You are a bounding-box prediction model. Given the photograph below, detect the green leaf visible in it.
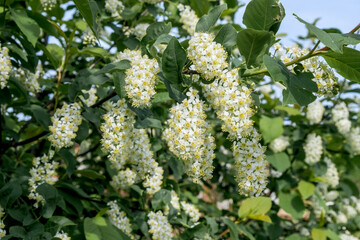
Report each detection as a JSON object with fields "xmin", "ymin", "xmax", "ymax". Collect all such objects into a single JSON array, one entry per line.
[
  {"xmin": 214, "ymin": 24, "xmax": 238, "ymax": 52},
  {"xmin": 168, "ymin": 156, "xmax": 185, "ymax": 181},
  {"xmin": 263, "ymin": 55, "xmax": 317, "ymax": 106},
  {"xmin": 237, "ymin": 29, "xmax": 274, "ymax": 68},
  {"xmin": 190, "ymin": 0, "xmax": 210, "ymax": 17},
  {"xmin": 83, "ymin": 107, "xmax": 104, "ymax": 127},
  {"xmin": 152, "ymin": 92, "xmax": 171, "ymax": 104},
  {"xmin": 237, "ymin": 224, "xmax": 255, "ymax": 240},
  {"xmin": 9, "ymin": 226, "xmax": 26, "ymax": 238},
  {"xmin": 10, "ymin": 9, "xmax": 40, "ymax": 47},
  {"xmin": 162, "ymin": 37, "xmax": 187, "ymax": 84},
  {"xmin": 80, "ymin": 47, "xmax": 108, "ymax": 57},
  {"xmin": 221, "ymin": 218, "xmax": 239, "ymax": 240},
  {"xmin": 58, "ymin": 149, "xmax": 76, "ymax": 177},
  {"xmin": 259, "ymin": 116, "xmax": 283, "ymax": 143},
  {"xmin": 160, "ymin": 73, "xmax": 186, "ymax": 103},
  {"xmin": 274, "ymin": 106, "xmax": 301, "ymax": 115},
  {"xmin": 151, "ymin": 189, "xmax": 171, "ymax": 210},
  {"xmin": 196, "ymin": 4, "xmax": 227, "ymax": 33},
  {"xmin": 74, "ymin": 169, "xmax": 106, "ymax": 180},
  {"xmin": 294, "ymin": 14, "xmax": 346, "ymax": 53},
  {"xmin": 95, "ymin": 60, "xmax": 131, "ymax": 75},
  {"xmin": 143, "ymin": 22, "xmax": 172, "ymax": 44},
  {"xmin": 113, "ymin": 72, "xmax": 126, "ymax": 98},
  {"xmin": 27, "ymin": 11, "xmax": 59, "ymax": 37},
  {"xmin": 243, "ymin": 0, "xmax": 285, "ymax": 32},
  {"xmin": 46, "ymin": 44, "xmax": 64, "ymax": 68},
  {"xmin": 84, "ymin": 216, "xmax": 131, "ymax": 240},
  {"xmin": 0, "ymin": 182, "xmax": 22, "ymax": 207},
  {"xmin": 279, "ymin": 192, "xmax": 305, "ymax": 220},
  {"xmin": 321, "ymin": 47, "xmax": 360, "ymax": 83},
  {"xmin": 285, "ymin": 234, "xmax": 307, "ymax": 240},
  {"xmin": 29, "ymin": 105, "xmax": 51, "ymax": 130},
  {"xmin": 134, "ymin": 118, "xmax": 162, "ymax": 129},
  {"xmin": 311, "ymin": 229, "xmax": 326, "ymax": 240},
  {"xmin": 6, "ymin": 44, "xmax": 28, "ymax": 61},
  {"xmin": 36, "ymin": 183, "xmax": 58, "ymax": 218},
  {"xmin": 298, "ymin": 180, "xmax": 315, "ymax": 199},
  {"xmin": 73, "ymin": 0, "xmax": 98, "ymax": 37},
  {"xmin": 120, "ymin": 4, "xmax": 143, "ymax": 20},
  {"xmin": 267, "ymin": 152, "xmax": 290, "ymax": 172},
  {"xmin": 325, "ymin": 229, "xmax": 341, "ymax": 240},
  {"xmin": 238, "ymin": 197, "xmax": 272, "ymax": 223}
]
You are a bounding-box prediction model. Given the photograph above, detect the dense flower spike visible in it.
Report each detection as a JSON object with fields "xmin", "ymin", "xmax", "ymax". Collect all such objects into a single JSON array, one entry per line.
[
  {"xmin": 0, "ymin": 45, "xmax": 11, "ymax": 89},
  {"xmin": 105, "ymin": 0, "xmax": 125, "ymax": 17},
  {"xmin": 82, "ymin": 31, "xmax": 97, "ymax": 46},
  {"xmin": 133, "ymin": 23, "xmax": 150, "ymax": 40},
  {"xmin": 0, "ymin": 206, "xmax": 5, "ymax": 239},
  {"xmin": 13, "ymin": 66, "xmax": 42, "ymax": 94},
  {"xmin": 181, "ymin": 201, "xmax": 200, "ymax": 223},
  {"xmin": 233, "ymin": 128, "xmax": 268, "ymax": 196},
  {"xmin": 147, "ymin": 211, "xmax": 173, "ymax": 240},
  {"xmin": 79, "ymin": 87, "xmax": 98, "ymax": 106},
  {"xmin": 306, "ymin": 100, "xmax": 325, "ymax": 124},
  {"xmin": 100, "ymin": 100, "xmax": 163, "ymax": 193},
  {"xmin": 28, "ymin": 151, "xmax": 58, "ymax": 208},
  {"xmin": 347, "ymin": 127, "xmax": 360, "ymax": 156},
  {"xmin": 163, "ymin": 88, "xmax": 215, "ymax": 183},
  {"xmin": 332, "ymin": 102, "xmax": 351, "ymax": 135},
  {"xmin": 178, "ymin": 4, "xmax": 199, "ymax": 35},
  {"xmin": 107, "ymin": 201, "xmax": 134, "ymax": 239},
  {"xmin": 40, "ymin": 0, "xmax": 56, "ymax": 10},
  {"xmin": 54, "ymin": 231, "xmax": 71, "ymax": 240},
  {"xmin": 304, "ymin": 133, "xmax": 323, "ymax": 164},
  {"xmin": 274, "ymin": 43, "xmax": 339, "ymax": 97},
  {"xmin": 339, "ymin": 233, "xmax": 358, "ymax": 240},
  {"xmin": 202, "ymin": 69, "xmax": 255, "ymax": 139},
  {"xmin": 118, "ymin": 49, "xmax": 159, "ymax": 107},
  {"xmin": 188, "ymin": 32, "xmax": 228, "ymax": 81},
  {"xmin": 323, "ymin": 158, "xmax": 339, "ymax": 188},
  {"xmin": 269, "ymin": 136, "xmax": 290, "ymax": 153},
  {"xmin": 48, "ymin": 102, "xmax": 82, "ymax": 149}
]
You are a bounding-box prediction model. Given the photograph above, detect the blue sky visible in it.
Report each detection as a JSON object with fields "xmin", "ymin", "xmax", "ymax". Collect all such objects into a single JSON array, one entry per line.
[{"xmin": 235, "ymin": 0, "xmax": 360, "ymax": 45}]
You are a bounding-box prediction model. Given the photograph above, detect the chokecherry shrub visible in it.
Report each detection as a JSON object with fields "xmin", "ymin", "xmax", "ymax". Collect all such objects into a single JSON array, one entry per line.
[{"xmin": 1, "ymin": 0, "xmax": 360, "ymax": 239}]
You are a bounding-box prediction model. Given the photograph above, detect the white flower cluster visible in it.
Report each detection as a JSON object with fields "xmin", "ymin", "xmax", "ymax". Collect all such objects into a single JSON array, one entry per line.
[
  {"xmin": 28, "ymin": 151, "xmax": 59, "ymax": 208},
  {"xmin": 13, "ymin": 64, "xmax": 43, "ymax": 94},
  {"xmin": 0, "ymin": 206, "xmax": 5, "ymax": 239},
  {"xmin": 303, "ymin": 133, "xmax": 322, "ymax": 164},
  {"xmin": 329, "ymin": 197, "xmax": 360, "ymax": 224},
  {"xmin": 178, "ymin": 4, "xmax": 199, "ymax": 35},
  {"xmin": 107, "ymin": 201, "xmax": 134, "ymax": 239},
  {"xmin": 339, "ymin": 233, "xmax": 358, "ymax": 240},
  {"xmin": 79, "ymin": 87, "xmax": 98, "ymax": 106},
  {"xmin": 181, "ymin": 201, "xmax": 200, "ymax": 223},
  {"xmin": 306, "ymin": 100, "xmax": 325, "ymax": 124},
  {"xmin": 40, "ymin": 0, "xmax": 56, "ymax": 11},
  {"xmin": 82, "ymin": 31, "xmax": 97, "ymax": 46},
  {"xmin": 323, "ymin": 157, "xmax": 339, "ymax": 188},
  {"xmin": 269, "ymin": 136, "xmax": 290, "ymax": 153},
  {"xmin": 118, "ymin": 49, "xmax": 159, "ymax": 108},
  {"xmin": 202, "ymin": 69, "xmax": 254, "ymax": 140},
  {"xmin": 54, "ymin": 231, "xmax": 71, "ymax": 240},
  {"xmin": 105, "ymin": 0, "xmax": 125, "ymax": 17},
  {"xmin": 347, "ymin": 127, "xmax": 360, "ymax": 156},
  {"xmin": 100, "ymin": 100, "xmax": 163, "ymax": 194},
  {"xmin": 274, "ymin": 43, "xmax": 338, "ymax": 96},
  {"xmin": 133, "ymin": 23, "xmax": 149, "ymax": 40},
  {"xmin": 48, "ymin": 102, "xmax": 82, "ymax": 149},
  {"xmin": 147, "ymin": 211, "xmax": 173, "ymax": 240},
  {"xmin": 0, "ymin": 45, "xmax": 11, "ymax": 89},
  {"xmin": 259, "ymin": 85, "xmax": 272, "ymax": 95},
  {"xmin": 232, "ymin": 128, "xmax": 268, "ymax": 196},
  {"xmin": 332, "ymin": 102, "xmax": 351, "ymax": 135},
  {"xmin": 164, "ymin": 190, "xmax": 180, "ymax": 215},
  {"xmin": 188, "ymin": 32, "xmax": 228, "ymax": 81},
  {"xmin": 163, "ymin": 88, "xmax": 215, "ymax": 183}
]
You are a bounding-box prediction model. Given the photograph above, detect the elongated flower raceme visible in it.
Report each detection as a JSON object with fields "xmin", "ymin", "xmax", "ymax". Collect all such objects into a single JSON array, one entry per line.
[
  {"xmin": 107, "ymin": 201, "xmax": 134, "ymax": 239},
  {"xmin": 100, "ymin": 100, "xmax": 163, "ymax": 193},
  {"xmin": 54, "ymin": 231, "xmax": 71, "ymax": 240},
  {"xmin": 118, "ymin": 49, "xmax": 159, "ymax": 108},
  {"xmin": 188, "ymin": 32, "xmax": 228, "ymax": 81},
  {"xmin": 147, "ymin": 211, "xmax": 173, "ymax": 240},
  {"xmin": 40, "ymin": 0, "xmax": 56, "ymax": 11},
  {"xmin": 28, "ymin": 151, "xmax": 58, "ymax": 208},
  {"xmin": 133, "ymin": 23, "xmax": 150, "ymax": 40},
  {"xmin": 233, "ymin": 127, "xmax": 268, "ymax": 196},
  {"xmin": 48, "ymin": 102, "xmax": 82, "ymax": 149},
  {"xmin": 105, "ymin": 0, "xmax": 125, "ymax": 17},
  {"xmin": 0, "ymin": 45, "xmax": 11, "ymax": 89},
  {"xmin": 163, "ymin": 88, "xmax": 215, "ymax": 183},
  {"xmin": 202, "ymin": 69, "xmax": 255, "ymax": 140},
  {"xmin": 306, "ymin": 100, "xmax": 325, "ymax": 124},
  {"xmin": 323, "ymin": 157, "xmax": 339, "ymax": 188},
  {"xmin": 304, "ymin": 133, "xmax": 323, "ymax": 164},
  {"xmin": 0, "ymin": 206, "xmax": 5, "ymax": 238},
  {"xmin": 347, "ymin": 127, "xmax": 360, "ymax": 156},
  {"xmin": 82, "ymin": 31, "xmax": 97, "ymax": 46},
  {"xmin": 269, "ymin": 136, "xmax": 290, "ymax": 153},
  {"xmin": 178, "ymin": 4, "xmax": 199, "ymax": 35},
  {"xmin": 13, "ymin": 64, "xmax": 43, "ymax": 94},
  {"xmin": 181, "ymin": 201, "xmax": 200, "ymax": 223},
  {"xmin": 332, "ymin": 102, "xmax": 351, "ymax": 135}
]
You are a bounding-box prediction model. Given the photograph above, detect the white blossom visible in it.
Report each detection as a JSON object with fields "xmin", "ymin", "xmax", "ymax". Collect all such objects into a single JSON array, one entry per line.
[
  {"xmin": 346, "ymin": 127, "xmax": 360, "ymax": 155},
  {"xmin": 40, "ymin": 0, "xmax": 56, "ymax": 11},
  {"xmin": 147, "ymin": 211, "xmax": 173, "ymax": 240},
  {"xmin": 306, "ymin": 100, "xmax": 325, "ymax": 124},
  {"xmin": 105, "ymin": 0, "xmax": 125, "ymax": 17},
  {"xmin": 339, "ymin": 233, "xmax": 358, "ymax": 240},
  {"xmin": 133, "ymin": 23, "xmax": 149, "ymax": 40},
  {"xmin": 181, "ymin": 201, "xmax": 200, "ymax": 223},
  {"xmin": 269, "ymin": 136, "xmax": 290, "ymax": 153},
  {"xmin": 0, "ymin": 45, "xmax": 11, "ymax": 89},
  {"xmin": 0, "ymin": 206, "xmax": 5, "ymax": 239},
  {"xmin": 107, "ymin": 201, "xmax": 134, "ymax": 238},
  {"xmin": 79, "ymin": 87, "xmax": 98, "ymax": 106},
  {"xmin": 178, "ymin": 4, "xmax": 199, "ymax": 35},
  {"xmin": 323, "ymin": 158, "xmax": 339, "ymax": 188},
  {"xmin": 303, "ymin": 133, "xmax": 322, "ymax": 164},
  {"xmin": 82, "ymin": 31, "xmax": 97, "ymax": 46},
  {"xmin": 54, "ymin": 231, "xmax": 71, "ymax": 240}
]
